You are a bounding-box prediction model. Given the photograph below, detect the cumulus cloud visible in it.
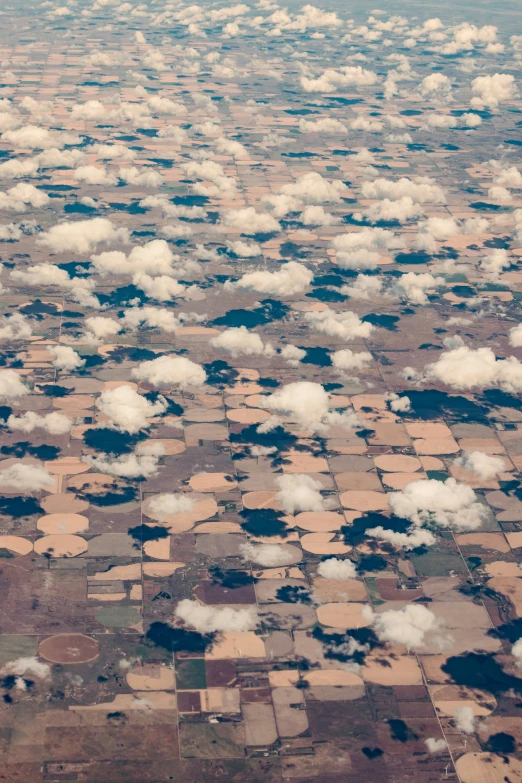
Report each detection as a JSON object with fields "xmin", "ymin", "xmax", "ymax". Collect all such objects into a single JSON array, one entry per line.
[
  {"xmin": 471, "ymin": 73, "xmax": 518, "ymax": 109},
  {"xmin": 0, "ymin": 370, "xmax": 29, "ymax": 399},
  {"xmin": 83, "ymin": 443, "xmax": 165, "ymax": 479},
  {"xmin": 301, "ymin": 65, "xmax": 378, "ymax": 93},
  {"xmin": 304, "ymin": 307, "xmax": 374, "ymax": 340},
  {"xmin": 147, "ymin": 493, "xmax": 194, "ymax": 520},
  {"xmin": 280, "ymin": 344, "xmax": 306, "ymax": 366},
  {"xmin": 453, "ymin": 706, "xmax": 476, "ymax": 734},
  {"xmin": 210, "ymin": 326, "xmax": 274, "ymax": 358},
  {"xmin": 0, "ymin": 462, "xmax": 55, "ymax": 492},
  {"xmin": 299, "ymin": 117, "xmax": 347, "ymax": 134},
  {"xmin": 1, "ymin": 657, "xmax": 50, "ymax": 680},
  {"xmin": 7, "ymin": 411, "xmax": 72, "ymax": 435},
  {"xmin": 132, "ymin": 355, "xmax": 207, "ymax": 388},
  {"xmin": 389, "ymin": 477, "xmax": 488, "ymax": 531},
  {"xmin": 331, "ymin": 349, "xmax": 373, "ymax": 373},
  {"xmin": 221, "ymin": 207, "xmax": 281, "ymax": 234},
  {"xmin": 175, "ymin": 599, "xmax": 258, "ymax": 634},
  {"xmin": 1, "ymin": 125, "xmax": 81, "ymax": 149},
  {"xmin": 232, "ymin": 261, "xmax": 313, "ymax": 297},
  {"xmin": 92, "ymin": 240, "xmax": 178, "ymax": 277},
  {"xmin": 425, "ymin": 738, "xmax": 448, "ymax": 754},
  {"xmin": 0, "ymin": 313, "xmax": 33, "ymax": 341},
  {"xmin": 361, "ymin": 176, "xmax": 446, "ymax": 204},
  {"xmin": 419, "ymin": 73, "xmax": 452, "ymax": 101},
  {"xmin": 96, "ymin": 386, "xmax": 167, "ymax": 433},
  {"xmin": 453, "ymin": 451, "xmax": 505, "ymax": 480},
  {"xmin": 182, "ymin": 159, "xmax": 237, "ymax": 199},
  {"xmin": 0, "ymin": 183, "xmax": 49, "ymax": 212},
  {"xmin": 390, "ymin": 272, "xmax": 444, "ymax": 304},
  {"xmin": 38, "ymin": 218, "xmax": 130, "ymax": 254},
  {"xmin": 278, "ymin": 172, "xmax": 347, "ymax": 205},
  {"xmin": 73, "ymin": 165, "xmax": 117, "ymax": 187},
  {"xmin": 511, "ymin": 638, "xmax": 522, "ymax": 668},
  {"xmin": 275, "ymin": 474, "xmax": 325, "ymax": 514},
  {"xmin": 333, "ymin": 227, "xmax": 404, "ymax": 270},
  {"xmin": 424, "ymin": 346, "xmax": 522, "ymax": 393},
  {"xmin": 356, "ymin": 196, "xmax": 424, "ymax": 224},
  {"xmin": 317, "ymin": 558, "xmax": 357, "ymax": 579},
  {"xmin": 83, "ymin": 316, "xmax": 121, "ymax": 344},
  {"xmin": 365, "ymin": 525, "xmax": 436, "ymax": 550},
  {"xmin": 363, "ymin": 604, "xmax": 450, "ymax": 651},
  {"xmin": 132, "ymin": 273, "xmax": 186, "ymax": 302},
  {"xmin": 120, "ymin": 306, "xmax": 180, "ymax": 334},
  {"xmin": 240, "ymin": 541, "xmax": 296, "ymax": 567},
  {"xmin": 261, "ymin": 380, "xmax": 360, "ymax": 435},
  {"xmin": 49, "ymin": 345, "xmax": 85, "ymax": 371},
  {"xmin": 341, "ymin": 274, "xmax": 383, "ymax": 299},
  {"xmin": 509, "ymin": 324, "xmax": 522, "ymax": 348}
]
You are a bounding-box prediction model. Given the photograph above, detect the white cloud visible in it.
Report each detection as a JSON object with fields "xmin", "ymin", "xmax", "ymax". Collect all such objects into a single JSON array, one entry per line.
[
  {"xmin": 331, "ymin": 349, "xmax": 373, "ymax": 373},
  {"xmin": 301, "ymin": 65, "xmax": 378, "ymax": 93},
  {"xmin": 7, "ymin": 411, "xmax": 72, "ymax": 435},
  {"xmin": 182, "ymin": 159, "xmax": 237, "ymax": 199},
  {"xmin": 262, "ymin": 380, "xmax": 360, "ymax": 435},
  {"xmin": 419, "ymin": 73, "xmax": 452, "ymax": 100},
  {"xmin": 132, "ymin": 273, "xmax": 186, "ymax": 302},
  {"xmin": 299, "ymin": 117, "xmax": 347, "ymax": 134},
  {"xmin": 38, "ymin": 218, "xmax": 130, "ymax": 254},
  {"xmin": 0, "ymin": 462, "xmax": 55, "ymax": 491},
  {"xmin": 453, "ymin": 706, "xmax": 476, "ymax": 734},
  {"xmin": 471, "ymin": 74, "xmax": 518, "ymax": 109},
  {"xmin": 279, "ymin": 172, "xmax": 347, "ymax": 205},
  {"xmin": 453, "ymin": 451, "xmax": 505, "ymax": 480},
  {"xmin": 488, "ymin": 186, "xmax": 512, "ymax": 205},
  {"xmin": 92, "ymin": 240, "xmax": 177, "ymax": 277},
  {"xmin": 317, "ymin": 558, "xmax": 357, "ymax": 579},
  {"xmin": 390, "ymin": 272, "xmax": 444, "ymax": 304},
  {"xmin": 341, "ymin": 274, "xmax": 383, "ymax": 299},
  {"xmin": 424, "ymin": 346, "xmax": 522, "ymax": 393},
  {"xmin": 132, "ymin": 355, "xmax": 207, "ymax": 388},
  {"xmin": 0, "ymin": 158, "xmax": 40, "ymax": 180},
  {"xmin": 362, "ymin": 176, "xmax": 446, "ymax": 204},
  {"xmin": 175, "ymin": 599, "xmax": 258, "ymax": 634},
  {"xmin": 280, "ymin": 344, "xmax": 306, "ymax": 366},
  {"xmin": 425, "ymin": 738, "xmax": 448, "ymax": 754},
  {"xmin": 509, "ymin": 324, "xmax": 522, "ymax": 348},
  {"xmin": 275, "ymin": 474, "xmax": 325, "ymax": 514},
  {"xmin": 1, "ymin": 657, "xmax": 50, "ymax": 680},
  {"xmin": 120, "ymin": 306, "xmax": 180, "ymax": 334},
  {"xmin": 511, "ymin": 638, "xmax": 522, "ymax": 668},
  {"xmin": 300, "ymin": 205, "xmax": 341, "ymax": 226},
  {"xmin": 210, "ymin": 326, "xmax": 274, "ymax": 358},
  {"xmin": 215, "ymin": 137, "xmax": 248, "ymax": 159},
  {"xmin": 240, "ymin": 541, "xmax": 297, "ymax": 567},
  {"xmin": 0, "ymin": 313, "xmax": 33, "ymax": 341},
  {"xmin": 233, "ymin": 261, "xmax": 313, "ymax": 296},
  {"xmin": 73, "ymin": 165, "xmax": 117, "ymax": 186},
  {"xmin": 333, "ymin": 227, "xmax": 404, "ymax": 270},
  {"xmin": 363, "ymin": 604, "xmax": 450, "ymax": 651},
  {"xmin": 225, "ymin": 240, "xmax": 261, "ymax": 258},
  {"xmin": 365, "ymin": 525, "xmax": 436, "ymax": 550},
  {"xmin": 83, "ymin": 444, "xmax": 164, "ymax": 479},
  {"xmin": 389, "ymin": 477, "xmax": 488, "ymax": 531},
  {"xmin": 1, "ymin": 125, "xmax": 81, "ymax": 149},
  {"xmin": 0, "ymin": 370, "xmax": 29, "ymax": 399},
  {"xmin": 119, "ymin": 166, "xmax": 164, "ymax": 188},
  {"xmin": 147, "ymin": 493, "xmax": 194, "ymax": 520},
  {"xmin": 96, "ymin": 386, "xmax": 167, "ymax": 434},
  {"xmin": 356, "ymin": 196, "xmax": 424, "ymax": 224},
  {"xmin": 83, "ymin": 316, "xmax": 121, "ymax": 344},
  {"xmin": 494, "ymin": 167, "xmax": 522, "ymax": 188},
  {"xmin": 49, "ymin": 345, "xmax": 85, "ymax": 371},
  {"xmin": 221, "ymin": 207, "xmax": 281, "ymax": 234},
  {"xmin": 0, "ymin": 183, "xmax": 49, "ymax": 212},
  {"xmin": 304, "ymin": 307, "xmax": 374, "ymax": 340}
]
